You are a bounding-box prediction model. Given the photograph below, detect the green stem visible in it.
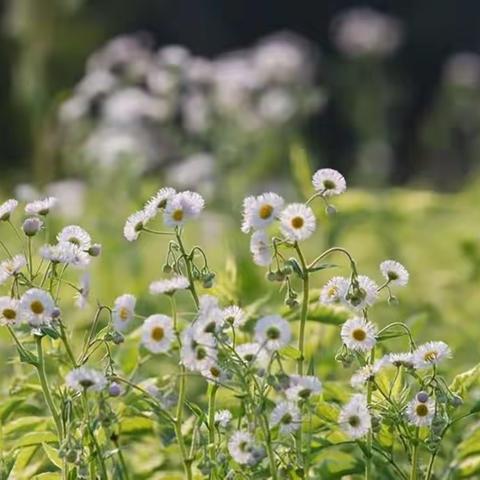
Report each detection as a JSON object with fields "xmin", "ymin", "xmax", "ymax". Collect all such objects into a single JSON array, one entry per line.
[
  {"xmin": 175, "ymin": 365, "xmax": 192, "ymax": 480},
  {"xmin": 208, "ymin": 383, "xmax": 218, "ymax": 474},
  {"xmin": 59, "ymin": 321, "xmax": 77, "ymax": 367},
  {"xmin": 410, "ymin": 427, "xmax": 419, "ymax": 480},
  {"xmin": 81, "ymin": 393, "xmax": 108, "ymax": 479},
  {"xmin": 365, "ymin": 347, "xmax": 375, "ymax": 480},
  {"xmin": 261, "ymin": 415, "xmax": 278, "ymax": 480},
  {"xmin": 307, "ymin": 246, "xmax": 357, "ymax": 273},
  {"xmin": 294, "ymin": 242, "xmax": 309, "ymax": 478},
  {"xmin": 35, "ymin": 336, "xmax": 63, "ymax": 441},
  {"xmin": 175, "ymin": 229, "xmax": 199, "ymax": 308}
]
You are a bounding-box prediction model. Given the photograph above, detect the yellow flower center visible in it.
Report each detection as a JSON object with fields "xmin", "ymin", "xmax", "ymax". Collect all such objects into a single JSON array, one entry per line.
[
  {"xmin": 416, "ymin": 404, "xmax": 429, "ymax": 417},
  {"xmin": 291, "ymin": 216, "xmax": 304, "ymax": 229},
  {"xmin": 423, "ymin": 351, "xmax": 438, "ymax": 362},
  {"xmin": 30, "ymin": 300, "xmax": 45, "ymax": 315},
  {"xmin": 151, "ymin": 326, "xmax": 165, "ymax": 342},
  {"xmin": 352, "ymin": 329, "xmax": 366, "ymax": 341},
  {"xmin": 210, "ymin": 366, "xmax": 221, "ymax": 378},
  {"xmin": 2, "ymin": 308, "xmax": 16, "ymax": 320},
  {"xmin": 119, "ymin": 307, "xmax": 130, "ymax": 321},
  {"xmin": 172, "ymin": 209, "xmax": 184, "ymax": 222},
  {"xmin": 259, "ymin": 204, "xmax": 273, "ymax": 220},
  {"xmin": 327, "ymin": 287, "xmax": 338, "ymax": 298}
]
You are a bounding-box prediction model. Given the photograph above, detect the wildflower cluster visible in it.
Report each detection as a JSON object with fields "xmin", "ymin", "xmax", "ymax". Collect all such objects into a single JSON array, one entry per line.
[{"xmin": 0, "ymin": 169, "xmax": 477, "ymax": 479}]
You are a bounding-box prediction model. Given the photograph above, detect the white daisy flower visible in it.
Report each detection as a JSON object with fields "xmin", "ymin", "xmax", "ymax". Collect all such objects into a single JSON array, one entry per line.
[
  {"xmin": 0, "ymin": 255, "xmax": 27, "ymax": 284},
  {"xmin": 285, "ymin": 375, "xmax": 322, "ymax": 401},
  {"xmin": 123, "ymin": 210, "xmax": 152, "ymax": 242},
  {"xmin": 19, "ymin": 288, "xmax": 56, "ymax": 327},
  {"xmin": 338, "ymin": 394, "xmax": 371, "ymax": 439},
  {"xmin": 350, "ymin": 358, "xmax": 386, "ymax": 389},
  {"xmin": 112, "ymin": 294, "xmax": 136, "ymax": 332},
  {"xmin": 141, "ymin": 314, "xmax": 174, "ymax": 354},
  {"xmin": 195, "ymin": 295, "xmax": 224, "ymax": 334},
  {"xmin": 254, "ymin": 314, "xmax": 291, "ymax": 351},
  {"xmin": 312, "ymin": 168, "xmax": 347, "ymax": 196},
  {"xmin": 270, "ymin": 401, "xmax": 301, "ymax": 434},
  {"xmin": 250, "ymin": 230, "xmax": 273, "ymax": 266},
  {"xmin": 320, "ymin": 276, "xmax": 349, "ymax": 305},
  {"xmin": 75, "ymin": 272, "xmax": 90, "ymax": 309},
  {"xmin": 388, "ymin": 352, "xmax": 415, "ymax": 368},
  {"xmin": 66, "ymin": 366, "xmax": 107, "ymax": 392},
  {"xmin": 279, "ymin": 203, "xmax": 316, "ymax": 242},
  {"xmin": 25, "ymin": 197, "xmax": 57, "ymax": 216},
  {"xmin": 201, "ymin": 364, "xmax": 228, "ymax": 383},
  {"xmin": 345, "ymin": 275, "xmax": 379, "ymax": 310},
  {"xmin": 406, "ymin": 397, "xmax": 435, "ymax": 427},
  {"xmin": 57, "ymin": 225, "xmax": 92, "ymax": 251},
  {"xmin": 181, "ymin": 326, "xmax": 217, "ymax": 372},
  {"xmin": 163, "ymin": 191, "xmax": 204, "ymax": 228},
  {"xmin": 149, "ymin": 276, "xmax": 190, "ymax": 296},
  {"xmin": 0, "ymin": 199, "xmax": 18, "ymax": 221},
  {"xmin": 40, "ymin": 243, "xmax": 90, "ymax": 268},
  {"xmin": 144, "ymin": 187, "xmax": 176, "ymax": 217},
  {"xmin": 0, "ymin": 297, "xmax": 19, "ymax": 325},
  {"xmin": 235, "ymin": 342, "xmax": 270, "ymax": 366},
  {"xmin": 380, "ymin": 260, "xmax": 409, "ymax": 287},
  {"xmin": 341, "ymin": 316, "xmax": 377, "ymax": 352},
  {"xmin": 223, "ymin": 305, "xmax": 246, "ymax": 328},
  {"xmin": 412, "ymin": 341, "xmax": 451, "ymax": 369},
  {"xmin": 214, "ymin": 409, "xmax": 232, "ymax": 428},
  {"xmin": 228, "ymin": 431, "xmax": 255, "ymax": 465},
  {"xmin": 241, "ymin": 192, "xmax": 284, "ymax": 233}
]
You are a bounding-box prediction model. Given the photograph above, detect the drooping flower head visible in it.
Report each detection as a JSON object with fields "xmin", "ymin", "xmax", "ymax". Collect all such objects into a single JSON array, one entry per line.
[
  {"xmin": 57, "ymin": 225, "xmax": 92, "ymax": 251},
  {"xmin": 312, "ymin": 168, "xmax": 347, "ymax": 196},
  {"xmin": 25, "ymin": 197, "xmax": 57, "ymax": 216},
  {"xmin": 0, "ymin": 199, "xmax": 18, "ymax": 221},
  {"xmin": 413, "ymin": 341, "xmax": 451, "ymax": 369},
  {"xmin": 149, "ymin": 276, "xmax": 189, "ymax": 296},
  {"xmin": 0, "ymin": 255, "xmax": 27, "ymax": 284},
  {"xmin": 144, "ymin": 187, "xmax": 176, "ymax": 217},
  {"xmin": 338, "ymin": 394, "xmax": 371, "ymax": 439},
  {"xmin": 270, "ymin": 401, "xmax": 301, "ymax": 434},
  {"xmin": 250, "ymin": 230, "xmax": 272, "ymax": 266},
  {"xmin": 380, "ymin": 260, "xmax": 409, "ymax": 287},
  {"xmin": 254, "ymin": 314, "xmax": 291, "ymax": 351},
  {"xmin": 285, "ymin": 375, "xmax": 322, "ymax": 401},
  {"xmin": 320, "ymin": 276, "xmax": 349, "ymax": 305},
  {"xmin": 112, "ymin": 294, "xmax": 136, "ymax": 331},
  {"xmin": 123, "ymin": 210, "xmax": 152, "ymax": 242},
  {"xmin": 66, "ymin": 366, "xmax": 107, "ymax": 393}
]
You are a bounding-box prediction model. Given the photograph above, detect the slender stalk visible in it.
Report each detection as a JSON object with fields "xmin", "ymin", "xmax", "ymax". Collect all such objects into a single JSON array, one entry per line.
[
  {"xmin": 365, "ymin": 347, "xmax": 375, "ymax": 480},
  {"xmin": 207, "ymin": 383, "xmax": 218, "ymax": 474},
  {"xmin": 410, "ymin": 427, "xmax": 420, "ymax": 480},
  {"xmin": 35, "ymin": 336, "xmax": 63, "ymax": 441},
  {"xmin": 27, "ymin": 237, "xmax": 34, "ymax": 280},
  {"xmin": 261, "ymin": 415, "xmax": 278, "ymax": 480},
  {"xmin": 293, "ymin": 243, "xmax": 309, "ymax": 478},
  {"xmin": 59, "ymin": 321, "xmax": 77, "ymax": 367},
  {"xmin": 175, "ymin": 229, "xmax": 199, "ymax": 308},
  {"xmin": 308, "ymin": 246, "xmax": 357, "ymax": 273},
  {"xmin": 294, "ymin": 243, "xmax": 309, "ymax": 376},
  {"xmin": 81, "ymin": 393, "xmax": 108, "ymax": 479},
  {"xmin": 171, "ymin": 294, "xmax": 193, "ymax": 480}
]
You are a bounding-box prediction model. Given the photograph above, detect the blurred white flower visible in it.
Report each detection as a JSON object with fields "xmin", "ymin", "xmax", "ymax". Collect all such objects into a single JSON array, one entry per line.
[
  {"xmin": 241, "ymin": 193, "xmax": 284, "ymax": 233},
  {"xmin": 254, "ymin": 314, "xmax": 291, "ymax": 351},
  {"xmin": 141, "ymin": 314, "xmax": 174, "ymax": 353},
  {"xmin": 112, "ymin": 294, "xmax": 136, "ymax": 332},
  {"xmin": 341, "ymin": 316, "xmax": 377, "ymax": 352},
  {"xmin": 380, "ymin": 260, "xmax": 409, "ymax": 286},
  {"xmin": 279, "ymin": 203, "xmax": 316, "ymax": 242},
  {"xmin": 339, "ymin": 394, "xmax": 371, "ymax": 439}
]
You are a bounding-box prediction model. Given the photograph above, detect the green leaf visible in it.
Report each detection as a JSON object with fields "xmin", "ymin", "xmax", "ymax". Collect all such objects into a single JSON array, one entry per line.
[
  {"xmin": 3, "ymin": 416, "xmax": 46, "ymax": 436},
  {"xmin": 40, "ymin": 326, "xmax": 60, "ymax": 339},
  {"xmin": 33, "ymin": 474, "xmax": 62, "ymax": 480},
  {"xmin": 279, "ymin": 345, "xmax": 302, "ymax": 360},
  {"xmin": 120, "ymin": 416, "xmax": 154, "ymax": 434},
  {"xmin": 17, "ymin": 347, "xmax": 39, "ymax": 367},
  {"xmin": 13, "ymin": 431, "xmax": 57, "ymax": 449},
  {"xmin": 450, "ymin": 363, "xmax": 480, "ymax": 396},
  {"xmin": 284, "ymin": 304, "xmax": 349, "ymax": 326},
  {"xmin": 308, "ymin": 263, "xmax": 337, "ymax": 273},
  {"xmin": 42, "ymin": 443, "xmax": 62, "ymax": 469}
]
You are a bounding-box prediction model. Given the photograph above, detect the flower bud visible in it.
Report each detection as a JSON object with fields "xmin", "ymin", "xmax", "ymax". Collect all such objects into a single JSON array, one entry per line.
[
  {"xmin": 109, "ymin": 382, "xmax": 123, "ymax": 397},
  {"xmin": 450, "ymin": 394, "xmax": 463, "ymax": 407},
  {"xmin": 326, "ymin": 205, "xmax": 337, "ymax": 216},
  {"xmin": 416, "ymin": 391, "xmax": 429, "ymax": 403},
  {"xmin": 22, "ymin": 217, "xmax": 43, "ymax": 237},
  {"xmin": 52, "ymin": 307, "xmax": 61, "ymax": 319},
  {"xmin": 267, "ymin": 271, "xmax": 276, "ymax": 282},
  {"xmin": 88, "ymin": 243, "xmax": 102, "ymax": 257},
  {"xmin": 162, "ymin": 264, "xmax": 172, "ymax": 273},
  {"xmin": 111, "ymin": 331, "xmax": 124, "ymax": 345}
]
